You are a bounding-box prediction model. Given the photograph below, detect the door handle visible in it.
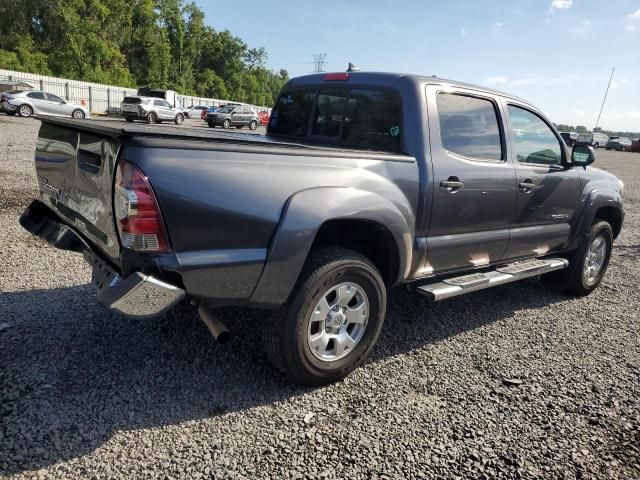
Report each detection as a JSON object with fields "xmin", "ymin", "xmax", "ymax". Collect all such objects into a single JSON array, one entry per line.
[
  {"xmin": 518, "ymin": 180, "xmax": 536, "ymax": 190},
  {"xmin": 440, "ymin": 177, "xmax": 464, "ymax": 190}
]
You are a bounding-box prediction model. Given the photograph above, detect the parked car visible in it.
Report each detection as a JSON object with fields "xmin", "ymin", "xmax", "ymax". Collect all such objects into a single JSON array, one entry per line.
[
  {"xmin": 605, "ymin": 137, "xmax": 632, "ymax": 151},
  {"xmin": 258, "ymin": 110, "xmax": 270, "ymax": 126},
  {"xmin": 120, "ymin": 96, "xmax": 184, "ymax": 125},
  {"xmin": 185, "ymin": 105, "xmax": 208, "ymax": 118},
  {"xmin": 1, "ymin": 90, "xmax": 89, "ymax": 119},
  {"xmin": 576, "ymin": 132, "xmax": 609, "ymax": 149},
  {"xmin": 559, "ymin": 131, "xmax": 579, "ymax": 147},
  {"xmin": 202, "ymin": 106, "xmax": 217, "ymax": 120},
  {"xmin": 21, "ymin": 71, "xmax": 624, "ymax": 386},
  {"xmin": 629, "ymin": 138, "xmax": 640, "ymax": 153},
  {"xmin": 206, "ymin": 105, "xmax": 259, "ymax": 130}
]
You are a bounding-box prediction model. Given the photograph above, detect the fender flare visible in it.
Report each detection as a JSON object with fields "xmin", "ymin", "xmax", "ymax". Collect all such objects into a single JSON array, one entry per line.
[
  {"xmin": 571, "ymin": 187, "xmax": 623, "ymax": 249},
  {"xmin": 249, "ymin": 187, "xmax": 413, "ymax": 307}
]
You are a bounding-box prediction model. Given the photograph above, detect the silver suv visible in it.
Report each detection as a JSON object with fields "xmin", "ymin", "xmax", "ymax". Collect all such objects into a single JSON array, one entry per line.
[
  {"xmin": 120, "ymin": 96, "xmax": 184, "ymax": 125},
  {"xmin": 206, "ymin": 105, "xmax": 260, "ymax": 130}
]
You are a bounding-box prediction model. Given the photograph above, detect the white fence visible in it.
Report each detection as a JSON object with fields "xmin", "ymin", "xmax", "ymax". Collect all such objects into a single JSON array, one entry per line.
[{"xmin": 0, "ymin": 69, "xmax": 270, "ymax": 114}]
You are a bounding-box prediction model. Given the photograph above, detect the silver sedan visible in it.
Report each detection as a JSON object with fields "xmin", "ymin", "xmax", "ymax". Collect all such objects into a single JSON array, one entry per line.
[{"xmin": 1, "ymin": 90, "xmax": 90, "ymax": 119}]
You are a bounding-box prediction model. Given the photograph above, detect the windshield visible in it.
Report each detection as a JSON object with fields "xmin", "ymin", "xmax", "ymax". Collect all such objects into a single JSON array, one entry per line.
[{"xmin": 217, "ymin": 107, "xmax": 233, "ymax": 113}]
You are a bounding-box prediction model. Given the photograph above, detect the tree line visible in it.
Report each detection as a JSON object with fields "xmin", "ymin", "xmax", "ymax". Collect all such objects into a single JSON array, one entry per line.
[
  {"xmin": 0, "ymin": 0, "xmax": 289, "ymax": 106},
  {"xmin": 554, "ymin": 123, "xmax": 639, "ymax": 139}
]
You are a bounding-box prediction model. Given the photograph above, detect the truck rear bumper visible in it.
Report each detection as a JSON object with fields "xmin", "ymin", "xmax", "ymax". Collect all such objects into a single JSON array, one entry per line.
[
  {"xmin": 85, "ymin": 251, "xmax": 185, "ymax": 318},
  {"xmin": 20, "ymin": 200, "xmax": 185, "ymax": 319}
]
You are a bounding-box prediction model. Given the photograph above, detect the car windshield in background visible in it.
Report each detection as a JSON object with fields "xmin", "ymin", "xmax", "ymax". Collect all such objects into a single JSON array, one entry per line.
[
  {"xmin": 268, "ymin": 86, "xmax": 403, "ymax": 152},
  {"xmin": 217, "ymin": 107, "xmax": 233, "ymax": 113},
  {"xmin": 123, "ymin": 97, "xmax": 142, "ymax": 104}
]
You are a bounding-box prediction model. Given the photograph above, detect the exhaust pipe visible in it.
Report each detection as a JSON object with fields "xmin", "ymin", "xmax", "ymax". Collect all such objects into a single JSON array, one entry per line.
[{"xmin": 197, "ymin": 304, "xmax": 232, "ymax": 344}]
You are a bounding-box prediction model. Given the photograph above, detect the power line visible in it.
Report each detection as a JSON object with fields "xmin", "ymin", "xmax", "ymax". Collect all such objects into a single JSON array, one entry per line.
[
  {"xmin": 594, "ymin": 67, "xmax": 615, "ymax": 131},
  {"xmin": 313, "ymin": 53, "xmax": 327, "ymax": 73}
]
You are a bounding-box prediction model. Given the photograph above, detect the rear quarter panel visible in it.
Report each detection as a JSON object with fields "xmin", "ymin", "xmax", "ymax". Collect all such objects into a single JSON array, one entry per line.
[{"xmin": 122, "ymin": 142, "xmax": 419, "ymax": 303}]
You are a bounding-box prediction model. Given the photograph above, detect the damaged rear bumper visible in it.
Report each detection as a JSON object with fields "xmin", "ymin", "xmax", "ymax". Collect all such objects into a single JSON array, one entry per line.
[{"xmin": 20, "ymin": 200, "xmax": 185, "ymax": 319}]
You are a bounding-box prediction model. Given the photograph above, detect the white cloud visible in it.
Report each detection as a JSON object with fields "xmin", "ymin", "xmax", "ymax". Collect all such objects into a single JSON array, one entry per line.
[
  {"xmin": 626, "ymin": 24, "xmax": 638, "ymax": 32},
  {"xmin": 550, "ymin": 0, "xmax": 572, "ymax": 11},
  {"xmin": 493, "ymin": 22, "xmax": 503, "ymax": 28},
  {"xmin": 460, "ymin": 26, "xmax": 467, "ymax": 36},
  {"xmin": 570, "ymin": 19, "xmax": 591, "ymax": 33},
  {"xmin": 627, "ymin": 8, "xmax": 640, "ymax": 20},
  {"xmin": 483, "ymin": 76, "xmax": 508, "ymax": 86}
]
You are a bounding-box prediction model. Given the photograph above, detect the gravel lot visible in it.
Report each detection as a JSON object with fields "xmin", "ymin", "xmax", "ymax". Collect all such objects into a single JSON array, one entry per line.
[{"xmin": 0, "ymin": 115, "xmax": 638, "ymax": 479}]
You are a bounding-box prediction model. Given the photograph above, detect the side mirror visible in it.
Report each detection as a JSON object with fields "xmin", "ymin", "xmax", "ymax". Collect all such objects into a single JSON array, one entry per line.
[{"xmin": 571, "ymin": 144, "xmax": 595, "ymax": 167}]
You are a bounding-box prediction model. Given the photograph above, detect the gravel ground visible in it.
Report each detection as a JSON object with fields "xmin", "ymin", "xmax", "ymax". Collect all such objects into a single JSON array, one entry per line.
[{"xmin": 0, "ymin": 115, "xmax": 638, "ymax": 479}]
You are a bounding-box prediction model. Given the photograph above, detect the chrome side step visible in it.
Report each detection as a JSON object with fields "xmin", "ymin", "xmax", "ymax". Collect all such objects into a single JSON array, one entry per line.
[{"xmin": 417, "ymin": 257, "xmax": 568, "ymax": 301}]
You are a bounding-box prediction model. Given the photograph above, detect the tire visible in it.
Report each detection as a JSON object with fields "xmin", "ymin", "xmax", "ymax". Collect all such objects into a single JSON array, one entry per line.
[
  {"xmin": 147, "ymin": 112, "xmax": 157, "ymax": 124},
  {"xmin": 18, "ymin": 104, "xmax": 33, "ymax": 117},
  {"xmin": 71, "ymin": 109, "xmax": 85, "ymax": 119},
  {"xmin": 594, "ymin": 143, "xmax": 599, "ymax": 149},
  {"xmin": 174, "ymin": 113, "xmax": 184, "ymax": 125},
  {"xmin": 222, "ymin": 119, "xmax": 231, "ymax": 129},
  {"xmin": 249, "ymin": 120, "xmax": 258, "ymax": 131},
  {"xmin": 541, "ymin": 220, "xmax": 613, "ymax": 296},
  {"xmin": 125, "ymin": 118, "xmax": 134, "ymax": 123},
  {"xmin": 263, "ymin": 247, "xmax": 387, "ymax": 386},
  {"xmin": 207, "ymin": 122, "xmax": 215, "ymax": 128}
]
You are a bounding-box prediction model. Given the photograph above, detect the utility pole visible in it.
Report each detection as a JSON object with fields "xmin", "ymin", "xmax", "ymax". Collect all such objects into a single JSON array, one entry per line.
[
  {"xmin": 312, "ymin": 54, "xmax": 327, "ymax": 73},
  {"xmin": 594, "ymin": 67, "xmax": 615, "ymax": 131}
]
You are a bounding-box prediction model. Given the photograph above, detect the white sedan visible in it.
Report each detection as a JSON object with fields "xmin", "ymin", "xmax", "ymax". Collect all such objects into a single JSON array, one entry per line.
[{"xmin": 1, "ymin": 90, "xmax": 90, "ymax": 119}]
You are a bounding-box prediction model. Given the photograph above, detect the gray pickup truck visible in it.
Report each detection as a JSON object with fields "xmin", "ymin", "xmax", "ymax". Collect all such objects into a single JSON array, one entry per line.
[{"xmin": 21, "ymin": 72, "xmax": 624, "ymax": 385}]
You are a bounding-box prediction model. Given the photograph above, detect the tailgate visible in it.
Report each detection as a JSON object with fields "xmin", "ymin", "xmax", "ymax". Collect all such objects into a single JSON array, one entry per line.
[{"xmin": 34, "ymin": 121, "xmax": 121, "ymax": 263}]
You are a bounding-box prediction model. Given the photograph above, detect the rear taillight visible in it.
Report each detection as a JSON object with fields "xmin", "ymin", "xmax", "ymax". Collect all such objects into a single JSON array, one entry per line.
[{"xmin": 114, "ymin": 160, "xmax": 169, "ymax": 252}]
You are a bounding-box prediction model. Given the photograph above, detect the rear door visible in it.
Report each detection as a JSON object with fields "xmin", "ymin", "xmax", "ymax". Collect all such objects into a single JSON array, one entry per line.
[
  {"xmin": 425, "ymin": 85, "xmax": 517, "ymax": 273},
  {"xmin": 26, "ymin": 91, "xmax": 48, "ymax": 115},
  {"xmin": 503, "ymin": 102, "xmax": 580, "ymax": 259}
]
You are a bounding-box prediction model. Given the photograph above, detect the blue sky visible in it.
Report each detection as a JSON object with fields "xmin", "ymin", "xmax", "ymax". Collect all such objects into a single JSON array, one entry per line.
[{"xmin": 197, "ymin": 0, "xmax": 640, "ymax": 131}]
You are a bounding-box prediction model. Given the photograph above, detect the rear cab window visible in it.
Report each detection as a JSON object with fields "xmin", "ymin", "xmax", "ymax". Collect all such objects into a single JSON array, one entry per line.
[{"xmin": 268, "ymin": 86, "xmax": 403, "ymax": 152}]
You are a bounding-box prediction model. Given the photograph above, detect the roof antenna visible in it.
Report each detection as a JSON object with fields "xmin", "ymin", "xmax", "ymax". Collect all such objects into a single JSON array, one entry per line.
[{"xmin": 347, "ymin": 62, "xmax": 360, "ymax": 72}]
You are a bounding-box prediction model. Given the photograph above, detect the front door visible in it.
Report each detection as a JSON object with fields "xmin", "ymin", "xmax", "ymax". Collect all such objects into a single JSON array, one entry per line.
[
  {"xmin": 425, "ymin": 86, "xmax": 517, "ymax": 273},
  {"xmin": 503, "ymin": 103, "xmax": 581, "ymax": 259}
]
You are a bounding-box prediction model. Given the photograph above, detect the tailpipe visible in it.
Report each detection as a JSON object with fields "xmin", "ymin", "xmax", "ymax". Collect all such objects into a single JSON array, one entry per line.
[{"xmin": 197, "ymin": 304, "xmax": 232, "ymax": 344}]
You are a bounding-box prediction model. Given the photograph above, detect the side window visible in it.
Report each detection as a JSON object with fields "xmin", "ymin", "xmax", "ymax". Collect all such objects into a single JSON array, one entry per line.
[
  {"xmin": 27, "ymin": 92, "xmax": 45, "ymax": 100},
  {"xmin": 46, "ymin": 94, "xmax": 64, "ymax": 102},
  {"xmin": 436, "ymin": 93, "xmax": 503, "ymax": 161},
  {"xmin": 153, "ymin": 99, "xmax": 163, "ymax": 107},
  {"xmin": 507, "ymin": 105, "xmax": 562, "ymax": 165}
]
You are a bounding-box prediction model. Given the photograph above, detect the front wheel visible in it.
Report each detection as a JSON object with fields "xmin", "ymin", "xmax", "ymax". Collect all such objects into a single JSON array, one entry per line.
[
  {"xmin": 594, "ymin": 143, "xmax": 599, "ymax": 149},
  {"xmin": 72, "ymin": 109, "xmax": 85, "ymax": 119},
  {"xmin": 263, "ymin": 247, "xmax": 387, "ymax": 386},
  {"xmin": 541, "ymin": 220, "xmax": 613, "ymax": 296},
  {"xmin": 146, "ymin": 112, "xmax": 157, "ymax": 124}
]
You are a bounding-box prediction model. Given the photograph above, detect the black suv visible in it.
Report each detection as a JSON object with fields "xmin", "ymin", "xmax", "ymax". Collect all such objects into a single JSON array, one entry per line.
[{"xmin": 207, "ymin": 105, "xmax": 260, "ymax": 130}]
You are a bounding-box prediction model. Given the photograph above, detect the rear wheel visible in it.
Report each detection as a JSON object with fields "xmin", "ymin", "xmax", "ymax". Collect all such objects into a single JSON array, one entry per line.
[
  {"xmin": 249, "ymin": 120, "xmax": 258, "ymax": 131},
  {"xmin": 174, "ymin": 113, "xmax": 184, "ymax": 125},
  {"xmin": 222, "ymin": 119, "xmax": 231, "ymax": 129},
  {"xmin": 594, "ymin": 143, "xmax": 599, "ymax": 149},
  {"xmin": 263, "ymin": 247, "xmax": 387, "ymax": 386},
  {"xmin": 147, "ymin": 112, "xmax": 157, "ymax": 124},
  {"xmin": 125, "ymin": 118, "xmax": 134, "ymax": 123},
  {"xmin": 207, "ymin": 121, "xmax": 215, "ymax": 128},
  {"xmin": 18, "ymin": 104, "xmax": 33, "ymax": 117},
  {"xmin": 541, "ymin": 220, "xmax": 613, "ymax": 296},
  {"xmin": 71, "ymin": 109, "xmax": 85, "ymax": 119}
]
